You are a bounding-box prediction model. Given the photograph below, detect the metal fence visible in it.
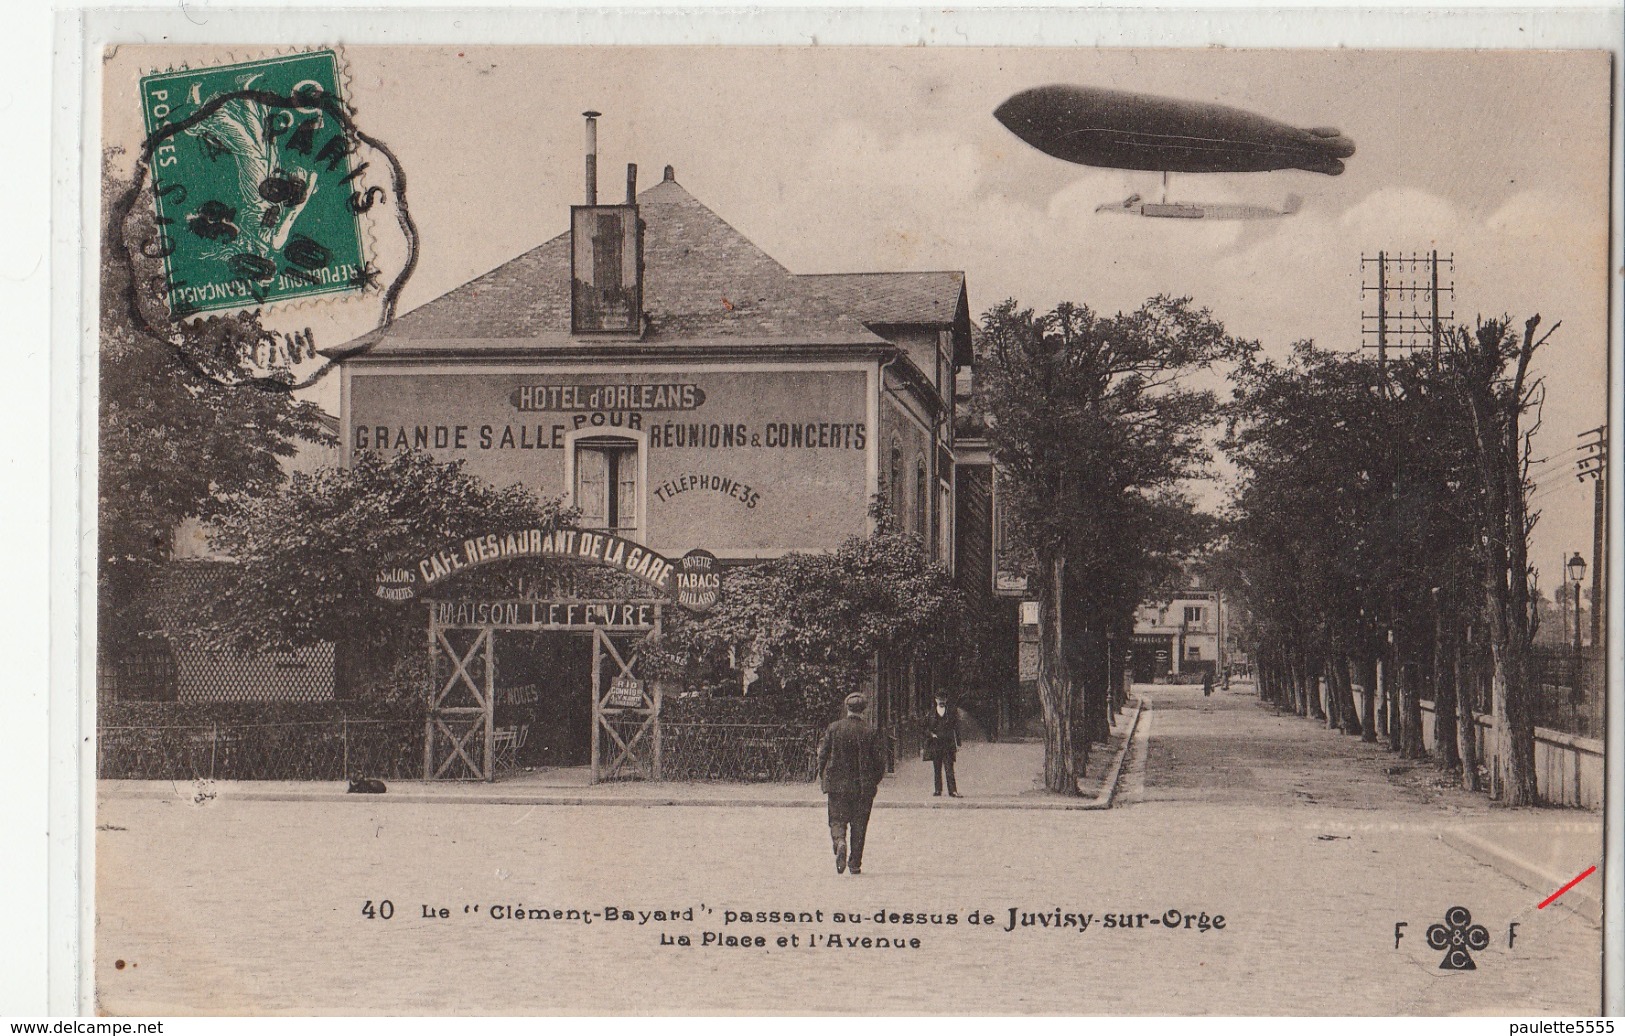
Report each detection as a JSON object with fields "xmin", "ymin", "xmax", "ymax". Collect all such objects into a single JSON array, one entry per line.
[
  {"xmin": 97, "ymin": 719, "xmax": 420, "ymax": 781},
  {"xmin": 1529, "ymin": 646, "xmax": 1606, "ymax": 740},
  {"xmin": 659, "ymin": 722, "xmax": 820, "ymax": 783},
  {"xmin": 98, "ymin": 718, "xmax": 822, "ymax": 783}
]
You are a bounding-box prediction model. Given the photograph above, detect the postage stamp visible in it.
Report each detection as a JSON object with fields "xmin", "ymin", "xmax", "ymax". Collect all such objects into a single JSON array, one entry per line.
[{"xmin": 138, "ymin": 51, "xmax": 372, "ymax": 319}]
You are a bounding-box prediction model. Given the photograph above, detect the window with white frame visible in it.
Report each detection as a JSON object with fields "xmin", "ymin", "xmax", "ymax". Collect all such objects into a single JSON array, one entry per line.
[{"xmin": 574, "ymin": 436, "xmax": 639, "ymax": 536}]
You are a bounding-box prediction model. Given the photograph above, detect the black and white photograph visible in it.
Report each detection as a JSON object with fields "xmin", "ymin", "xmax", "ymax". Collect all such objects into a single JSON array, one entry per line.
[{"xmin": 69, "ymin": 35, "xmax": 1618, "ymax": 1016}]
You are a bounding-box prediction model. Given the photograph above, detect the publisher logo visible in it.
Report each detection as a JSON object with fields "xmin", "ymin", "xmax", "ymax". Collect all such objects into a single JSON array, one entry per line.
[{"xmin": 1426, "ymin": 906, "xmax": 1490, "ymax": 970}]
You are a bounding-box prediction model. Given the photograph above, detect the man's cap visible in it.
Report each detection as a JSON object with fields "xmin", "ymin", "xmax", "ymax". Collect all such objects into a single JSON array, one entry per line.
[
  {"xmin": 934, "ymin": 692, "xmax": 948, "ymax": 700},
  {"xmin": 844, "ymin": 692, "xmax": 868, "ymax": 711}
]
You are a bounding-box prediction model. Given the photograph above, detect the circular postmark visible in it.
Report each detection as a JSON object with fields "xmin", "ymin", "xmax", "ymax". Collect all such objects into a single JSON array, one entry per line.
[{"xmin": 112, "ymin": 50, "xmax": 419, "ymax": 393}]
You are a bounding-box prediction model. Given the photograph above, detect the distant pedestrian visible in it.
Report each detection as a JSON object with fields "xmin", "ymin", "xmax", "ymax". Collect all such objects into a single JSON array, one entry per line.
[
  {"xmin": 1202, "ymin": 671, "xmax": 1214, "ymax": 697},
  {"xmin": 922, "ymin": 692, "xmax": 962, "ymax": 797},
  {"xmin": 817, "ymin": 692, "xmax": 889, "ymax": 875}
]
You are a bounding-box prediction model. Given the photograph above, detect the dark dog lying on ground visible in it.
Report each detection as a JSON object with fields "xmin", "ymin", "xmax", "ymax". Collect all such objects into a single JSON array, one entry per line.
[{"xmin": 347, "ymin": 775, "xmax": 387, "ymax": 794}]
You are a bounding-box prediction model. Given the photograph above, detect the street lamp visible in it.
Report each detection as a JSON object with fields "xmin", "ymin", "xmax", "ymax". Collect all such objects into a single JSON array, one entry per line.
[{"xmin": 1567, "ymin": 552, "xmax": 1587, "ymax": 654}]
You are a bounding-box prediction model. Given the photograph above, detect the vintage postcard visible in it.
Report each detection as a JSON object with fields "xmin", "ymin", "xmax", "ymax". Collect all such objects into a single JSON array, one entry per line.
[{"xmin": 88, "ymin": 39, "xmax": 1614, "ymax": 1016}]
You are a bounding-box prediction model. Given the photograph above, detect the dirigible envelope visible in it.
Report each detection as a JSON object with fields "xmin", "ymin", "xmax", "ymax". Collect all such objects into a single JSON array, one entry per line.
[{"xmin": 995, "ymin": 85, "xmax": 1356, "ymax": 175}]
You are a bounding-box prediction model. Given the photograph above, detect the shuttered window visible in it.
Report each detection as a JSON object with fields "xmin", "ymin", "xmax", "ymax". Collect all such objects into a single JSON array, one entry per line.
[{"xmin": 574, "ymin": 437, "xmax": 638, "ymax": 535}]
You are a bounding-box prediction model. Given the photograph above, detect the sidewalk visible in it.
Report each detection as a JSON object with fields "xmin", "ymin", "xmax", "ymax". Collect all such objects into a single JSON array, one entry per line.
[
  {"xmin": 98, "ymin": 701, "xmax": 1141, "ymax": 811},
  {"xmin": 1146, "ymin": 680, "xmax": 1604, "ymax": 926},
  {"xmin": 1438, "ymin": 821, "xmax": 1603, "ymax": 924}
]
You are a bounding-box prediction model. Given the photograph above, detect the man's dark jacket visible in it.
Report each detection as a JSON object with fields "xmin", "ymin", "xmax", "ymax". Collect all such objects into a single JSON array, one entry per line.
[
  {"xmin": 817, "ymin": 715, "xmax": 888, "ymax": 796},
  {"xmin": 922, "ymin": 705, "xmax": 960, "ymax": 761}
]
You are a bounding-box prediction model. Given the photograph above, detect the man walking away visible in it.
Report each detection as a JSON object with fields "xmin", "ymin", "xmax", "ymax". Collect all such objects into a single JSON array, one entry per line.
[
  {"xmin": 923, "ymin": 691, "xmax": 962, "ymax": 797},
  {"xmin": 817, "ymin": 692, "xmax": 888, "ymax": 875},
  {"xmin": 1202, "ymin": 671, "xmax": 1214, "ymax": 697}
]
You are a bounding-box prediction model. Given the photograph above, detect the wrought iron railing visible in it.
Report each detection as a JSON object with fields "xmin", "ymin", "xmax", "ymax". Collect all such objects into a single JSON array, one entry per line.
[
  {"xmin": 99, "ymin": 718, "xmax": 824, "ymax": 783},
  {"xmin": 658, "ymin": 722, "xmax": 820, "ymax": 783},
  {"xmin": 1529, "ymin": 646, "xmax": 1606, "ymax": 739},
  {"xmin": 97, "ymin": 719, "xmax": 420, "ymax": 781}
]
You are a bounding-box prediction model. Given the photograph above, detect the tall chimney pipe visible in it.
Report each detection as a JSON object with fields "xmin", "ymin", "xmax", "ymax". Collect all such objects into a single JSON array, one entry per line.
[
  {"xmin": 626, "ymin": 163, "xmax": 637, "ymax": 204},
  {"xmin": 583, "ymin": 110, "xmax": 600, "ymax": 205}
]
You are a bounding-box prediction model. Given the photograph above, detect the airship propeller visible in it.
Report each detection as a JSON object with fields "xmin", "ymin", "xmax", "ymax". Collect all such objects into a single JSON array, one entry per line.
[{"xmin": 995, "ymin": 85, "xmax": 1355, "ymax": 221}]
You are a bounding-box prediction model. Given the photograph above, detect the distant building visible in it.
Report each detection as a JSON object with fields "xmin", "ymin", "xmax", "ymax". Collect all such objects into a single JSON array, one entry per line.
[
  {"xmin": 1130, "ymin": 585, "xmax": 1226, "ymax": 683},
  {"xmin": 101, "ymin": 414, "xmax": 343, "ymax": 705},
  {"xmin": 950, "ymin": 338, "xmax": 1035, "ymax": 736}
]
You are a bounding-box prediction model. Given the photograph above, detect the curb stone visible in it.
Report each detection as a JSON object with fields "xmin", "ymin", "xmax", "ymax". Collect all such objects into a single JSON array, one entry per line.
[{"xmin": 1437, "ymin": 828, "xmax": 1602, "ymax": 926}]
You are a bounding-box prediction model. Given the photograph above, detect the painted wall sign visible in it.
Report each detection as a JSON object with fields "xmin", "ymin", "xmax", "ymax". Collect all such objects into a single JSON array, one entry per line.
[
  {"xmin": 510, "ymin": 384, "xmax": 706, "ymax": 412},
  {"xmin": 375, "ymin": 566, "xmax": 418, "ymax": 601},
  {"xmin": 349, "ymin": 370, "xmax": 871, "ymax": 552},
  {"xmin": 653, "ymin": 474, "xmax": 759, "ymax": 509},
  {"xmin": 352, "ymin": 417, "xmax": 868, "ymax": 452},
  {"xmin": 674, "ymin": 549, "xmax": 722, "ymax": 613},
  {"xmin": 430, "ymin": 599, "xmax": 658, "ymax": 630},
  {"xmin": 393, "ymin": 528, "xmax": 675, "ymax": 597}
]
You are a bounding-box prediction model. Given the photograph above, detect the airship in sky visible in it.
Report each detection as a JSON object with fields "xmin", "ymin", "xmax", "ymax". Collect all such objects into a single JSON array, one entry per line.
[
  {"xmin": 995, "ymin": 85, "xmax": 1356, "ymax": 175},
  {"xmin": 995, "ymin": 85, "xmax": 1355, "ymax": 219}
]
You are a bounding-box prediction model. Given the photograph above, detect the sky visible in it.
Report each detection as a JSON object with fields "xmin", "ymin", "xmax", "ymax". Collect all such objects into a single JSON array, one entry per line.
[{"xmin": 102, "ymin": 45, "xmax": 1614, "ymax": 589}]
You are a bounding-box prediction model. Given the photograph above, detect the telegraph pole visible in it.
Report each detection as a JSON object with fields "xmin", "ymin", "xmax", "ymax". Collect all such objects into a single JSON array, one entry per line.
[
  {"xmin": 1362, "ymin": 251, "xmax": 1455, "ymax": 360},
  {"xmin": 1360, "ymin": 251, "xmax": 1454, "ymax": 754},
  {"xmin": 1430, "ymin": 249, "xmax": 1442, "ymax": 370},
  {"xmin": 1578, "ymin": 425, "xmax": 1607, "ymax": 646}
]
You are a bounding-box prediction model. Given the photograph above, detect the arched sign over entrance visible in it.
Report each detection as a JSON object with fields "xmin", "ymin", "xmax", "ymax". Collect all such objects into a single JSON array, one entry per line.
[
  {"xmin": 377, "ymin": 527, "xmax": 675, "ymax": 600},
  {"xmin": 426, "ymin": 597, "xmax": 662, "ymax": 783}
]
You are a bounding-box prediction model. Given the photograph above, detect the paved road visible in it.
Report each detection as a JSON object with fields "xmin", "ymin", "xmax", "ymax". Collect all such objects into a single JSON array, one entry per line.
[{"xmin": 95, "ymin": 684, "xmax": 1602, "ymax": 1015}]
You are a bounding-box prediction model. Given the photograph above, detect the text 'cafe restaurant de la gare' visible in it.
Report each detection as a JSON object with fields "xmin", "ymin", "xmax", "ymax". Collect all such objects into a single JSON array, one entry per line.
[{"xmin": 337, "ymin": 136, "xmax": 980, "ymax": 783}]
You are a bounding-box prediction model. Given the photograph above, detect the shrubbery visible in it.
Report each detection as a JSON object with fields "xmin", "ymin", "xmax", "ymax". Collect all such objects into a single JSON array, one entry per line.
[{"xmin": 644, "ymin": 503, "xmax": 964, "ymax": 725}]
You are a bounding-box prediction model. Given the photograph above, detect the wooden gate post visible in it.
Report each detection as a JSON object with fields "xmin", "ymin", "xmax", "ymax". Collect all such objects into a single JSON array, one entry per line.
[
  {"xmin": 484, "ymin": 628, "xmax": 496, "ymax": 783},
  {"xmin": 424, "ymin": 603, "xmax": 436, "ymax": 780},
  {"xmin": 590, "ymin": 630, "xmax": 602, "ymax": 783},
  {"xmin": 652, "ymin": 604, "xmax": 663, "ymax": 780},
  {"xmin": 646, "ymin": 604, "xmax": 659, "ymax": 782}
]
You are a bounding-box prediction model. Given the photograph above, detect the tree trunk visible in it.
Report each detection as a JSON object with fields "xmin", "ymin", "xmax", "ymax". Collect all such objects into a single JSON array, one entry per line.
[
  {"xmin": 1400, "ymin": 635, "xmax": 1427, "ymax": 759},
  {"xmin": 1359, "ymin": 653, "xmax": 1378, "ymax": 743},
  {"xmin": 1433, "ymin": 603, "xmax": 1461, "ymax": 770},
  {"xmin": 1384, "ymin": 654, "xmax": 1400, "ymax": 750},
  {"xmin": 1080, "ymin": 626, "xmax": 1110, "ymax": 747},
  {"xmin": 1500, "ymin": 430, "xmax": 1539, "ymax": 804},
  {"xmin": 1321, "ymin": 657, "xmax": 1337, "ymax": 729},
  {"xmin": 1457, "ymin": 630, "xmax": 1481, "ymax": 792},
  {"xmin": 1035, "ymin": 553, "xmax": 1081, "ymax": 795},
  {"xmin": 1302, "ymin": 652, "xmax": 1324, "ymax": 720},
  {"xmin": 1481, "ymin": 465, "xmax": 1537, "ymax": 803},
  {"xmin": 1332, "ymin": 651, "xmax": 1362, "ymax": 735}
]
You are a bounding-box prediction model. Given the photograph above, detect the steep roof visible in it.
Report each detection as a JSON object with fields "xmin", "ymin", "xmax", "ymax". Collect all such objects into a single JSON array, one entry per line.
[
  {"xmin": 798, "ymin": 271, "xmax": 973, "ymax": 366},
  {"xmin": 362, "ymin": 176, "xmax": 892, "ymax": 355}
]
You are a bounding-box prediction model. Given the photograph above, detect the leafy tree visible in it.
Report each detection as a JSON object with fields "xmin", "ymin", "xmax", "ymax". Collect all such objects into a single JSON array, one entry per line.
[
  {"xmin": 1223, "ymin": 344, "xmax": 1393, "ymax": 738},
  {"xmin": 98, "ymin": 154, "xmax": 332, "ymax": 641},
  {"xmin": 1222, "ymin": 319, "xmax": 1554, "ymax": 806},
  {"xmin": 645, "ymin": 503, "xmax": 963, "ymax": 723},
  {"xmin": 977, "ymin": 296, "xmax": 1250, "ymax": 793},
  {"xmin": 204, "ymin": 450, "xmax": 574, "ymax": 703}
]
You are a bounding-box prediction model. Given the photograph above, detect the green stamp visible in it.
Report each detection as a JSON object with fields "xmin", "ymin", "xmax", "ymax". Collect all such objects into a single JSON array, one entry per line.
[{"xmin": 139, "ymin": 51, "xmax": 370, "ymax": 318}]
